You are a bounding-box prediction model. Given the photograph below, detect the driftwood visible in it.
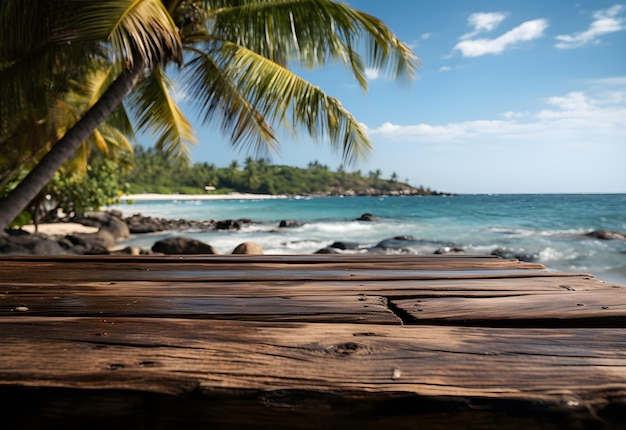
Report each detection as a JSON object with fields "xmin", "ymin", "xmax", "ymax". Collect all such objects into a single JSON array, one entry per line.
[{"xmin": 1, "ymin": 254, "xmax": 625, "ymax": 429}]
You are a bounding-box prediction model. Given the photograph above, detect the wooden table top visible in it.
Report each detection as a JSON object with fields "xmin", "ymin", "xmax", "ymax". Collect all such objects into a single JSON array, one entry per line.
[{"xmin": 1, "ymin": 255, "xmax": 625, "ymax": 429}]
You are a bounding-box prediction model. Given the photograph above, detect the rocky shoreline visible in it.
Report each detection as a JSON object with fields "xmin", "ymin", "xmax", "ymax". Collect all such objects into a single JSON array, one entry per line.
[{"xmin": 2, "ymin": 210, "xmax": 625, "ymax": 259}]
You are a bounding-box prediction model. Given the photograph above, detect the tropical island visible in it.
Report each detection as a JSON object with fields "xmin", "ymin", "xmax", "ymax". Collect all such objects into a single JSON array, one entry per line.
[{"xmin": 124, "ymin": 147, "xmax": 450, "ymax": 198}]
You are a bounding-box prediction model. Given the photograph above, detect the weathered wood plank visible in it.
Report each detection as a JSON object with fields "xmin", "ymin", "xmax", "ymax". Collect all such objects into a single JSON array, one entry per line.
[
  {"xmin": 1, "ymin": 255, "xmax": 625, "ymax": 428},
  {"xmin": 392, "ymin": 288, "xmax": 626, "ymax": 326},
  {"xmin": 0, "ymin": 255, "xmax": 550, "ymax": 284},
  {"xmin": 0, "ymin": 274, "xmax": 610, "ymax": 297},
  {"xmin": 0, "ymin": 294, "xmax": 400, "ymax": 324},
  {"xmin": 1, "ymin": 317, "xmax": 625, "ymax": 407},
  {"xmin": 1, "ymin": 317, "xmax": 625, "ymax": 396}
]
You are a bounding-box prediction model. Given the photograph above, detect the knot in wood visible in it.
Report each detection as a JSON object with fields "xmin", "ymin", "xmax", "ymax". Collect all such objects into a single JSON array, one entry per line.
[{"xmin": 324, "ymin": 342, "xmax": 369, "ymax": 357}]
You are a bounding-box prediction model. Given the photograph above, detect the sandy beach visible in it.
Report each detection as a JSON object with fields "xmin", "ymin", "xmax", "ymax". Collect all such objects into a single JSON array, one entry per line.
[
  {"xmin": 21, "ymin": 223, "xmax": 99, "ymax": 236},
  {"xmin": 121, "ymin": 193, "xmax": 288, "ymax": 201},
  {"xmin": 18, "ymin": 193, "xmax": 285, "ymax": 236}
]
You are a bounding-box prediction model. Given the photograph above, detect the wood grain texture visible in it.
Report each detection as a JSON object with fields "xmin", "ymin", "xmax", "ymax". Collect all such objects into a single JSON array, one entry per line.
[{"xmin": 0, "ymin": 254, "xmax": 624, "ymax": 429}]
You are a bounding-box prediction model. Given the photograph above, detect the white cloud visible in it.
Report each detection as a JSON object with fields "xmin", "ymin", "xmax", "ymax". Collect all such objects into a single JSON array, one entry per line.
[
  {"xmin": 589, "ymin": 76, "xmax": 626, "ymax": 86},
  {"xmin": 439, "ymin": 66, "xmax": 452, "ymax": 72},
  {"xmin": 421, "ymin": 33, "xmax": 432, "ymax": 40},
  {"xmin": 460, "ymin": 12, "xmax": 508, "ymax": 39},
  {"xmin": 544, "ymin": 91, "xmax": 590, "ymax": 111},
  {"xmin": 500, "ymin": 111, "xmax": 526, "ymax": 119},
  {"xmin": 364, "ymin": 68, "xmax": 379, "ymax": 80},
  {"xmin": 366, "ymin": 80, "xmax": 626, "ymax": 146},
  {"xmin": 454, "ymin": 19, "xmax": 549, "ymax": 57},
  {"xmin": 555, "ymin": 4, "xmax": 626, "ymax": 49}
]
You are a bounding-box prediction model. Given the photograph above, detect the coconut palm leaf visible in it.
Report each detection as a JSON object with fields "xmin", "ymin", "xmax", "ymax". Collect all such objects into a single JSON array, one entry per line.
[
  {"xmin": 64, "ymin": 0, "xmax": 182, "ymax": 68},
  {"xmin": 0, "ymin": 1, "xmax": 100, "ymax": 136},
  {"xmin": 221, "ymin": 42, "xmax": 371, "ymax": 163},
  {"xmin": 183, "ymin": 47, "xmax": 278, "ymax": 157},
  {"xmin": 207, "ymin": 0, "xmax": 419, "ymax": 88},
  {"xmin": 130, "ymin": 66, "xmax": 197, "ymax": 159}
]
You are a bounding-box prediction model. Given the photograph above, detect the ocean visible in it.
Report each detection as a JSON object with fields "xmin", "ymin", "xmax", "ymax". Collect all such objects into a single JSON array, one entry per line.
[{"xmin": 108, "ymin": 194, "xmax": 626, "ymax": 285}]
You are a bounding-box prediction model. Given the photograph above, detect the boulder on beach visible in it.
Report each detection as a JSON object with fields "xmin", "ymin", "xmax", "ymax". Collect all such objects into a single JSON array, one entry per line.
[
  {"xmin": 315, "ymin": 247, "xmax": 342, "ymax": 254},
  {"xmin": 125, "ymin": 214, "xmax": 167, "ymax": 233},
  {"xmin": 0, "ymin": 233, "xmax": 67, "ymax": 256},
  {"xmin": 585, "ymin": 230, "xmax": 626, "ymax": 241},
  {"xmin": 355, "ymin": 213, "xmax": 377, "ymax": 222},
  {"xmin": 124, "ymin": 213, "xmax": 215, "ymax": 233},
  {"xmin": 60, "ymin": 234, "xmax": 110, "ymax": 255},
  {"xmin": 100, "ymin": 217, "xmax": 130, "ymax": 240},
  {"xmin": 0, "ymin": 227, "xmax": 117, "ymax": 256},
  {"xmin": 491, "ymin": 248, "xmax": 538, "ymax": 263},
  {"xmin": 328, "ymin": 241, "xmax": 360, "ymax": 251},
  {"xmin": 215, "ymin": 219, "xmax": 253, "ymax": 230},
  {"xmin": 375, "ymin": 236, "xmax": 418, "ymax": 249},
  {"xmin": 152, "ymin": 237, "xmax": 218, "ymax": 254},
  {"xmin": 279, "ymin": 220, "xmax": 301, "ymax": 228},
  {"xmin": 232, "ymin": 242, "xmax": 264, "ymax": 255}
]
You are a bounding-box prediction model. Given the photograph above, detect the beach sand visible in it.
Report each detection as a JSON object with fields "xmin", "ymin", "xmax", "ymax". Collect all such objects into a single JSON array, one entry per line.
[
  {"xmin": 121, "ymin": 193, "xmax": 288, "ymax": 201},
  {"xmin": 21, "ymin": 223, "xmax": 99, "ymax": 236},
  {"xmin": 19, "ymin": 193, "xmax": 284, "ymax": 236}
]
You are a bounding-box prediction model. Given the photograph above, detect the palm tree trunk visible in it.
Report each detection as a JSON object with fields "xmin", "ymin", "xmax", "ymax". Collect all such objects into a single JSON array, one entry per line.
[{"xmin": 0, "ymin": 56, "xmax": 145, "ymax": 232}]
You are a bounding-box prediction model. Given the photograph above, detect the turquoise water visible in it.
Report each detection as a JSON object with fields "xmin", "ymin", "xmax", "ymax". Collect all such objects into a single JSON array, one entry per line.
[{"xmin": 109, "ymin": 194, "xmax": 626, "ymax": 285}]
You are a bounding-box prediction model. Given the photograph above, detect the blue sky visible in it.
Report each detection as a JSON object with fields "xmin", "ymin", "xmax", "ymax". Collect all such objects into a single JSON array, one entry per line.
[{"xmin": 166, "ymin": 0, "xmax": 626, "ymax": 194}]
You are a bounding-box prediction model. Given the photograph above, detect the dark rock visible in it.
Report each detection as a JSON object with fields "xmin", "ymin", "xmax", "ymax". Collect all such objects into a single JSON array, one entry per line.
[
  {"xmin": 64, "ymin": 235, "xmax": 88, "ymax": 246},
  {"xmin": 375, "ymin": 236, "xmax": 418, "ymax": 249},
  {"xmin": 0, "ymin": 234, "xmax": 67, "ymax": 255},
  {"xmin": 355, "ymin": 213, "xmax": 377, "ymax": 222},
  {"xmin": 152, "ymin": 237, "xmax": 218, "ymax": 254},
  {"xmin": 83, "ymin": 243, "xmax": 111, "ymax": 255},
  {"xmin": 315, "ymin": 247, "xmax": 342, "ymax": 254},
  {"xmin": 392, "ymin": 235, "xmax": 417, "ymax": 241},
  {"xmin": 215, "ymin": 220, "xmax": 241, "ymax": 230},
  {"xmin": 232, "ymin": 242, "xmax": 264, "ymax": 255},
  {"xmin": 329, "ymin": 241, "xmax": 360, "ymax": 250},
  {"xmin": 56, "ymin": 237, "xmax": 76, "ymax": 250},
  {"xmin": 5, "ymin": 228, "xmax": 30, "ymax": 237},
  {"xmin": 67, "ymin": 232, "xmax": 114, "ymax": 254},
  {"xmin": 585, "ymin": 230, "xmax": 626, "ymax": 240},
  {"xmin": 125, "ymin": 214, "xmax": 161, "ymax": 233},
  {"xmin": 491, "ymin": 248, "xmax": 538, "ymax": 262},
  {"xmin": 279, "ymin": 220, "xmax": 301, "ymax": 228},
  {"xmin": 124, "ymin": 213, "xmax": 215, "ymax": 233}
]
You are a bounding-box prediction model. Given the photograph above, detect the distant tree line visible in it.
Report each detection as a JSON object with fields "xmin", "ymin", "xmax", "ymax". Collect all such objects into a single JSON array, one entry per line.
[{"xmin": 125, "ymin": 146, "xmax": 444, "ymax": 197}]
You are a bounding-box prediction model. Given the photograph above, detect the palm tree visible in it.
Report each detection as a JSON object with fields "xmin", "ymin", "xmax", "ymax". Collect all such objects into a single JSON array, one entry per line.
[
  {"xmin": 0, "ymin": 0, "xmax": 419, "ymax": 230},
  {"xmin": 0, "ymin": 63, "xmax": 134, "ymax": 189}
]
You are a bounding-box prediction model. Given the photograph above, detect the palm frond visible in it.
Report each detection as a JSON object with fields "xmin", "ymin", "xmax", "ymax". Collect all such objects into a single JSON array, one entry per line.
[
  {"xmin": 130, "ymin": 66, "xmax": 197, "ymax": 159},
  {"xmin": 191, "ymin": 41, "xmax": 371, "ymax": 163},
  {"xmin": 183, "ymin": 47, "xmax": 278, "ymax": 158},
  {"xmin": 65, "ymin": 0, "xmax": 182, "ymax": 68},
  {"xmin": 207, "ymin": 0, "xmax": 420, "ymax": 90},
  {"xmin": 83, "ymin": 64, "xmax": 137, "ymax": 142},
  {"xmin": 0, "ymin": 1, "xmax": 100, "ymax": 136}
]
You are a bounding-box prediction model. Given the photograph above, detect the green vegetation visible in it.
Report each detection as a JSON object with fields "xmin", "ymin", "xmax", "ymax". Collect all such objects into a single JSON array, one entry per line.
[
  {"xmin": 0, "ymin": 0, "xmax": 419, "ymax": 231},
  {"xmin": 125, "ymin": 147, "xmax": 443, "ymax": 196},
  {"xmin": 1, "ymin": 158, "xmax": 131, "ymax": 227}
]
